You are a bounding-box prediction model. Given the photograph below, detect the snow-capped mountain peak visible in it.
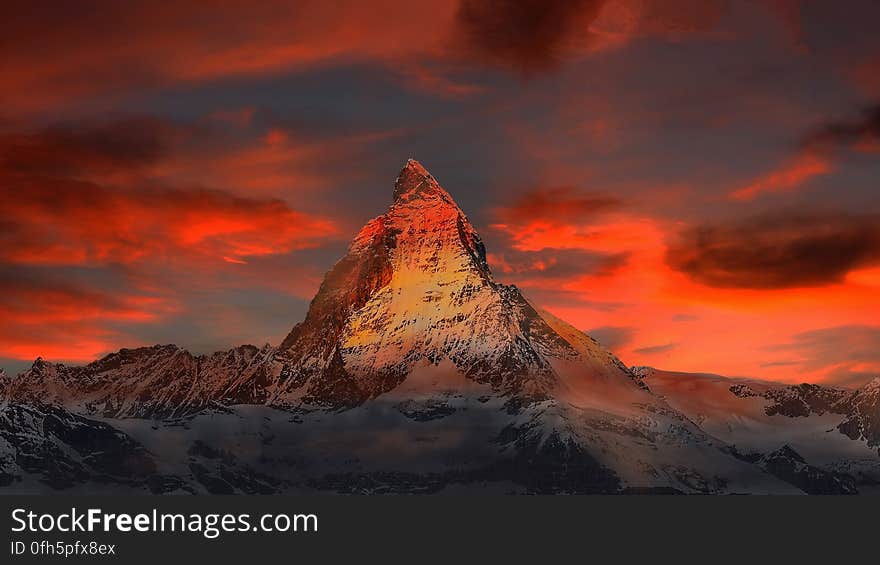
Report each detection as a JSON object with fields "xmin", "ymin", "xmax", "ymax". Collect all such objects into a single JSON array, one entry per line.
[{"xmin": 270, "ymin": 160, "xmax": 640, "ymax": 407}]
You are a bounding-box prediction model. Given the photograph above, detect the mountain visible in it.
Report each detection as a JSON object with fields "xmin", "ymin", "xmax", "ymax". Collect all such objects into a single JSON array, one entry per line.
[
  {"xmin": 756, "ymin": 445, "xmax": 857, "ymax": 495},
  {"xmin": 0, "ymin": 401, "xmax": 157, "ymax": 492},
  {"xmin": 637, "ymin": 367, "xmax": 880, "ymax": 486},
  {"xmin": 0, "ymin": 345, "xmax": 275, "ymax": 419},
  {"xmin": 249, "ymin": 159, "xmax": 646, "ymax": 408},
  {"xmin": 837, "ymin": 378, "xmax": 880, "ymax": 448},
  {"xmin": 1, "ymin": 159, "xmax": 874, "ymax": 494}
]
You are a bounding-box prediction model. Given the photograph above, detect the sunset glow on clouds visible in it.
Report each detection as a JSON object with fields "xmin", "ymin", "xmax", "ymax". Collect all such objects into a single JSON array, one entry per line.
[
  {"xmin": 1, "ymin": 1, "xmax": 879, "ymax": 386},
  {"xmin": 489, "ymin": 188, "xmax": 880, "ymax": 385}
]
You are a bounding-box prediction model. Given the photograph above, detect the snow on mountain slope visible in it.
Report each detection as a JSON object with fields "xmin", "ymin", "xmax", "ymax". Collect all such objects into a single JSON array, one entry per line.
[
  {"xmin": 0, "ymin": 401, "xmax": 157, "ymax": 493},
  {"xmin": 837, "ymin": 378, "xmax": 880, "ymax": 448},
  {"xmin": 639, "ymin": 367, "xmax": 880, "ymax": 484},
  {"xmin": 756, "ymin": 445, "xmax": 858, "ymax": 495},
  {"xmin": 0, "ymin": 345, "xmax": 276, "ymax": 419},
  {"xmin": 102, "ymin": 395, "xmax": 796, "ymax": 494}
]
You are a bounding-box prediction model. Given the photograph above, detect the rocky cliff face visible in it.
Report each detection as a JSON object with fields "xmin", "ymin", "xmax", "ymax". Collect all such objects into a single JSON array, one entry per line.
[
  {"xmin": 836, "ymin": 378, "xmax": 880, "ymax": 447},
  {"xmin": 0, "ymin": 345, "xmax": 275, "ymax": 419},
  {"xmin": 0, "ymin": 401, "xmax": 156, "ymax": 491},
  {"xmin": 723, "ymin": 375, "xmax": 880, "ymax": 448}
]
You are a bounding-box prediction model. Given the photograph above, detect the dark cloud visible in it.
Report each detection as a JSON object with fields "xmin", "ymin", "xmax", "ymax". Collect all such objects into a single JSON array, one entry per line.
[
  {"xmin": 490, "ymin": 248, "xmax": 628, "ymax": 279},
  {"xmin": 666, "ymin": 212, "xmax": 880, "ymax": 289},
  {"xmin": 634, "ymin": 342, "xmax": 678, "ymax": 355},
  {"xmin": 0, "ymin": 175, "xmax": 335, "ymax": 266},
  {"xmin": 454, "ymin": 0, "xmax": 606, "ymax": 73},
  {"xmin": 587, "ymin": 326, "xmax": 635, "ymax": 350},
  {"xmin": 633, "ymin": 0, "xmax": 728, "ymax": 35},
  {"xmin": 452, "ymin": 0, "xmax": 734, "ymax": 74},
  {"xmin": 760, "ymin": 360, "xmax": 800, "ymax": 368},
  {"xmin": 494, "ymin": 186, "xmax": 622, "ymax": 225},
  {"xmin": 801, "ymin": 103, "xmax": 880, "ymax": 151},
  {"xmin": 0, "ymin": 117, "xmax": 179, "ymax": 176},
  {"xmin": 0, "ymin": 1, "xmax": 460, "ymax": 114},
  {"xmin": 0, "ymin": 116, "xmax": 337, "ymax": 267},
  {"xmin": 731, "ymin": 102, "xmax": 880, "ymax": 201},
  {"xmin": 0, "ymin": 270, "xmax": 156, "ymax": 319},
  {"xmin": 0, "ymin": 0, "xmax": 747, "ymax": 116}
]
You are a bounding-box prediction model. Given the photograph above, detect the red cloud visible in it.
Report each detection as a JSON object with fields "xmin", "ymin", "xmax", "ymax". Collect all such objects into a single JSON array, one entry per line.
[
  {"xmin": 454, "ymin": 0, "xmax": 607, "ymax": 73},
  {"xmin": 0, "ymin": 276, "xmax": 177, "ymax": 362},
  {"xmin": 1, "ymin": 1, "xmax": 745, "ymax": 114},
  {"xmin": 730, "ymin": 104, "xmax": 880, "ymax": 200},
  {"xmin": 850, "ymin": 56, "xmax": 880, "ymax": 96},
  {"xmin": 0, "ymin": 277, "xmax": 173, "ymax": 323},
  {"xmin": 0, "ymin": 115, "xmax": 341, "ymax": 365},
  {"xmin": 0, "ymin": 117, "xmax": 177, "ymax": 176},
  {"xmin": 0, "ymin": 114, "xmax": 345, "ymax": 367},
  {"xmin": 0, "ymin": 1, "xmax": 458, "ymax": 114},
  {"xmin": 0, "ymin": 116, "xmax": 339, "ymax": 267},
  {"xmin": 493, "ymin": 186, "xmax": 621, "ymax": 226},
  {"xmin": 665, "ymin": 212, "xmax": 880, "ymax": 289},
  {"xmin": 488, "ymin": 180, "xmax": 880, "ymax": 386},
  {"xmin": 729, "ymin": 150, "xmax": 833, "ymax": 201},
  {"xmin": 0, "ymin": 176, "xmax": 336, "ymax": 266}
]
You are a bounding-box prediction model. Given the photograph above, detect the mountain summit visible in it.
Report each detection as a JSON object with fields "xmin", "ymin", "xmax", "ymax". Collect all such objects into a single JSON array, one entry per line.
[
  {"xmin": 393, "ymin": 158, "xmax": 446, "ymax": 202},
  {"xmin": 263, "ymin": 159, "xmax": 642, "ymax": 407}
]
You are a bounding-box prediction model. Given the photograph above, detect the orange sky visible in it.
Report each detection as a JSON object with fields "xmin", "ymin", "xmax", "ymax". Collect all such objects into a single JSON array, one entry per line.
[{"xmin": 489, "ymin": 196, "xmax": 880, "ymax": 384}]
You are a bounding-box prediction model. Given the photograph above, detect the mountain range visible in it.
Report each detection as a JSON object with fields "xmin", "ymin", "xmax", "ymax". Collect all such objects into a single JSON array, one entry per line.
[{"xmin": 1, "ymin": 160, "xmax": 877, "ymax": 494}]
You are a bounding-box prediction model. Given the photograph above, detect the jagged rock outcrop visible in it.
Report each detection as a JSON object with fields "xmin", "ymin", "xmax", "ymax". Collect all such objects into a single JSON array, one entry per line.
[
  {"xmin": 0, "ymin": 401, "xmax": 156, "ymax": 490},
  {"xmin": 837, "ymin": 378, "xmax": 880, "ymax": 448},
  {"xmin": 725, "ymin": 376, "xmax": 880, "ymax": 448},
  {"xmin": 0, "ymin": 345, "xmax": 275, "ymax": 418},
  {"xmin": 757, "ymin": 445, "xmax": 857, "ymax": 495}
]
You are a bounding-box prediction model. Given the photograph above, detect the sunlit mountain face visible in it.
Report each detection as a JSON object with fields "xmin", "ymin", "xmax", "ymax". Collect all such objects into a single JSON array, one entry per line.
[{"xmin": 1, "ymin": 1, "xmax": 879, "ymax": 389}]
